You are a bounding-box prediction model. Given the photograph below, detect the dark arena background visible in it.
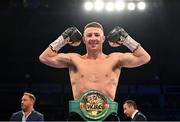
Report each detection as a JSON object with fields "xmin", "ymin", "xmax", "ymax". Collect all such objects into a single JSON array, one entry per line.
[{"xmin": 1, "ymin": 0, "xmax": 180, "ymax": 121}]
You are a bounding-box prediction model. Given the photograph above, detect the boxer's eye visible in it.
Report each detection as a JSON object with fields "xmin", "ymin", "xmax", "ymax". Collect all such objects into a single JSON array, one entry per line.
[
  {"xmin": 95, "ymin": 33, "xmax": 100, "ymax": 37},
  {"xmin": 87, "ymin": 33, "xmax": 92, "ymax": 37}
]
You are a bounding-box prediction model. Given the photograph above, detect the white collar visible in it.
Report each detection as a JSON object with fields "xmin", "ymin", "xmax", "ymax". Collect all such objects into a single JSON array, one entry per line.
[
  {"xmin": 22, "ymin": 109, "xmax": 33, "ymax": 119},
  {"xmin": 131, "ymin": 110, "xmax": 138, "ymax": 119}
]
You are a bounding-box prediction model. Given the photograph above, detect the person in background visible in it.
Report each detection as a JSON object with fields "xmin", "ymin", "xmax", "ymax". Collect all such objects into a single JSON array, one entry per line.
[
  {"xmin": 10, "ymin": 92, "xmax": 44, "ymax": 122},
  {"xmin": 123, "ymin": 100, "xmax": 147, "ymax": 121}
]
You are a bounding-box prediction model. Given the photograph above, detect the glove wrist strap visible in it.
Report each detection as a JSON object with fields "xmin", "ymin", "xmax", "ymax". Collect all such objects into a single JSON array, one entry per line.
[
  {"xmin": 123, "ymin": 35, "xmax": 140, "ymax": 52},
  {"xmin": 49, "ymin": 35, "xmax": 69, "ymax": 53}
]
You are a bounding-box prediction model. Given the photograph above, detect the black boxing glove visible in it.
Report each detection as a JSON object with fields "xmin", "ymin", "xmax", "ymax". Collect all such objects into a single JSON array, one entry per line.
[
  {"xmin": 50, "ymin": 27, "xmax": 82, "ymax": 52},
  {"xmin": 107, "ymin": 26, "xmax": 140, "ymax": 52}
]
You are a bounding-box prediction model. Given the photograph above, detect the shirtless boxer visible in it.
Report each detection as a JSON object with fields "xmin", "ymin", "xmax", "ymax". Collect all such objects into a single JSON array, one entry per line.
[{"xmin": 39, "ymin": 22, "xmax": 151, "ymax": 121}]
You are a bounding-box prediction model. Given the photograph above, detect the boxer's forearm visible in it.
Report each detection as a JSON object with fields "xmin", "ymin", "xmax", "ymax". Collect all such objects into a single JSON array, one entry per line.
[
  {"xmin": 132, "ymin": 46, "xmax": 151, "ymax": 63},
  {"xmin": 39, "ymin": 35, "xmax": 68, "ymax": 62},
  {"xmin": 39, "ymin": 27, "xmax": 82, "ymax": 63},
  {"xmin": 39, "ymin": 47, "xmax": 58, "ymax": 63}
]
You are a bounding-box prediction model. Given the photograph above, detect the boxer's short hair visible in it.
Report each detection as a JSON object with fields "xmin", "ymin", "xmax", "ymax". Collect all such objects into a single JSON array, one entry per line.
[{"xmin": 84, "ymin": 22, "xmax": 104, "ymax": 31}]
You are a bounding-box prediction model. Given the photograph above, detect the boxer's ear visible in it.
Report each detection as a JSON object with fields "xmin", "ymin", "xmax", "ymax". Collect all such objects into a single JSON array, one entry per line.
[
  {"xmin": 82, "ymin": 36, "xmax": 85, "ymax": 43},
  {"xmin": 102, "ymin": 35, "xmax": 105, "ymax": 43}
]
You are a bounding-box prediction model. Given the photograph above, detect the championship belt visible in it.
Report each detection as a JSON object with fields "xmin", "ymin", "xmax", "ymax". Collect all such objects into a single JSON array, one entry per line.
[{"xmin": 69, "ymin": 90, "xmax": 118, "ymax": 121}]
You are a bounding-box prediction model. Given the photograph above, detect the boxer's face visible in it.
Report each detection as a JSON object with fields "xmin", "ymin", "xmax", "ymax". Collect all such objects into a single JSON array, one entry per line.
[
  {"xmin": 83, "ymin": 27, "xmax": 105, "ymax": 51},
  {"xmin": 21, "ymin": 95, "xmax": 33, "ymax": 111},
  {"xmin": 123, "ymin": 103, "xmax": 133, "ymax": 117}
]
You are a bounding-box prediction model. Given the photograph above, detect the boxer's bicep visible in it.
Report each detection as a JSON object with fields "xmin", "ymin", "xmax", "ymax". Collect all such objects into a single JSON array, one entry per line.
[
  {"xmin": 40, "ymin": 52, "xmax": 72, "ymax": 68},
  {"xmin": 120, "ymin": 52, "xmax": 149, "ymax": 68}
]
